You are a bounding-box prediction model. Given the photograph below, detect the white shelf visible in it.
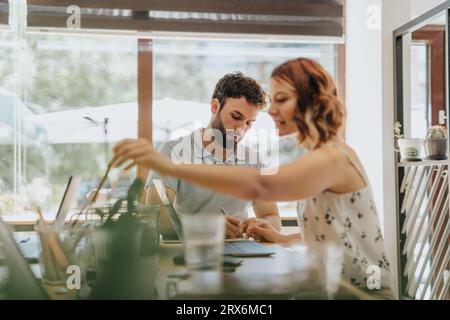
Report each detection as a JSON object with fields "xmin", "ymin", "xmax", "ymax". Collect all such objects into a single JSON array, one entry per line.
[{"xmin": 397, "ymin": 159, "xmax": 450, "ymax": 167}]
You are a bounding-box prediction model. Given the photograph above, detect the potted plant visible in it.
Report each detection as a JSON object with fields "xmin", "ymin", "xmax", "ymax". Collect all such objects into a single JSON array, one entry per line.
[
  {"xmin": 394, "ymin": 122, "xmax": 423, "ymax": 161},
  {"xmin": 424, "ymin": 125, "xmax": 448, "ymax": 160},
  {"xmin": 88, "ymin": 177, "xmax": 159, "ymax": 299}
]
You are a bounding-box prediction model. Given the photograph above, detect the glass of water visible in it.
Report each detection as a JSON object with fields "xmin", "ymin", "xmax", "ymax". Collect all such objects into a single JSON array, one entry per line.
[{"xmin": 181, "ymin": 213, "xmax": 225, "ymax": 273}]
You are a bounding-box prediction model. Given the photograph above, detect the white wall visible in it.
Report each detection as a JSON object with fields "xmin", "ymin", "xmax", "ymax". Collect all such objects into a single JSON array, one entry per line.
[
  {"xmin": 412, "ymin": 0, "xmax": 447, "ymax": 17},
  {"xmin": 345, "ymin": 0, "xmax": 400, "ymax": 294},
  {"xmin": 381, "ymin": 0, "xmax": 447, "ymax": 299},
  {"xmin": 346, "ymin": 0, "xmax": 448, "ymax": 299},
  {"xmin": 380, "ymin": 0, "xmax": 411, "ymax": 299},
  {"xmin": 345, "ymin": 0, "xmax": 383, "ymax": 227},
  {"xmin": 346, "ymin": 0, "xmax": 435, "ymax": 298}
]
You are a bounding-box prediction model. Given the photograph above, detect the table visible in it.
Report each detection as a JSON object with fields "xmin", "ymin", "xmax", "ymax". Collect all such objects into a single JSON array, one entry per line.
[
  {"xmin": 155, "ymin": 242, "xmax": 327, "ymax": 300},
  {"xmin": 3, "ymin": 235, "xmax": 388, "ymax": 300}
]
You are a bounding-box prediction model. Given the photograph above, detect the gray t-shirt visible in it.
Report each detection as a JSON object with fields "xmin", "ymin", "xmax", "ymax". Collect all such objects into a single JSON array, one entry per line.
[{"xmin": 146, "ymin": 129, "xmax": 267, "ymax": 220}]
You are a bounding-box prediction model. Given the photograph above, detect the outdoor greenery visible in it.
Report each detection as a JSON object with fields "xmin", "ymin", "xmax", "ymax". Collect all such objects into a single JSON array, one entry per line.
[{"xmin": 0, "ymin": 34, "xmax": 137, "ymax": 213}]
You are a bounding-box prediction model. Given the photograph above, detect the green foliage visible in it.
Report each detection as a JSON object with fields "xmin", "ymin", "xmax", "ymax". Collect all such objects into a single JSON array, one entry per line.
[
  {"xmin": 88, "ymin": 177, "xmax": 156, "ymax": 299},
  {"xmin": 126, "ymin": 178, "xmax": 144, "ymax": 215},
  {"xmin": 0, "ymin": 34, "xmax": 137, "ymax": 212},
  {"xmin": 103, "ymin": 198, "xmax": 123, "ymax": 226},
  {"xmin": 394, "ymin": 122, "xmax": 403, "ymax": 140},
  {"xmin": 95, "ymin": 177, "xmax": 144, "ymax": 228}
]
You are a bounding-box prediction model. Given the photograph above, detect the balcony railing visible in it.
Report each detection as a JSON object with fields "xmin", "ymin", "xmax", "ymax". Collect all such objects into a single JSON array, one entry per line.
[{"xmin": 398, "ymin": 160, "xmax": 450, "ymax": 299}]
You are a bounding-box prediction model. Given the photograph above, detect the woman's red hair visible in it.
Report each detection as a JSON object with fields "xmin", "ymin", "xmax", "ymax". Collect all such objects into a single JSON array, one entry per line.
[{"xmin": 271, "ymin": 58, "xmax": 345, "ymax": 149}]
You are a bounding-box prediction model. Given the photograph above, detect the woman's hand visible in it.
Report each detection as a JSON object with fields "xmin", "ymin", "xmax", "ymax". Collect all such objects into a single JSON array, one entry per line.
[
  {"xmin": 240, "ymin": 218, "xmax": 286, "ymax": 243},
  {"xmin": 112, "ymin": 139, "xmax": 175, "ymax": 175}
]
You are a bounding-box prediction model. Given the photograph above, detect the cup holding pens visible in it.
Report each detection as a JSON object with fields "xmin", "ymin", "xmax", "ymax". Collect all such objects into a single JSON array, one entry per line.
[{"xmin": 35, "ymin": 222, "xmax": 78, "ymax": 299}]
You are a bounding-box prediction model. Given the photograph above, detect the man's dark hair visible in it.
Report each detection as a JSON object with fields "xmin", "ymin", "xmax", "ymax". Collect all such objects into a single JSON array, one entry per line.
[{"xmin": 212, "ymin": 72, "xmax": 266, "ymax": 110}]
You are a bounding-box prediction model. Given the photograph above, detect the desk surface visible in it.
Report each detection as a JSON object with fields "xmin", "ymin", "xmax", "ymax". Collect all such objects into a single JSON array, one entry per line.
[
  {"xmin": 155, "ymin": 242, "xmax": 325, "ymax": 299},
  {"xmin": 6, "ymin": 236, "xmax": 385, "ymax": 300}
]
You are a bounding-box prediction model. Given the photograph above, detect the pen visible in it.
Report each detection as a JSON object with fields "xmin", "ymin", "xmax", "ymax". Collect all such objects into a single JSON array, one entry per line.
[
  {"xmin": 219, "ymin": 207, "xmax": 228, "ymax": 216},
  {"xmin": 220, "ymin": 207, "xmax": 248, "ymax": 239}
]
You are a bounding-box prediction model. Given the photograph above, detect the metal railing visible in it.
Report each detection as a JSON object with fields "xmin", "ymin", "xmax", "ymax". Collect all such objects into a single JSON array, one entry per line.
[
  {"xmin": 393, "ymin": 2, "xmax": 450, "ymax": 300},
  {"xmin": 398, "ymin": 161, "xmax": 450, "ymax": 299}
]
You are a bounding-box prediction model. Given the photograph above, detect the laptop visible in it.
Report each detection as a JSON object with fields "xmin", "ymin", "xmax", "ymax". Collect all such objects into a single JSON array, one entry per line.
[
  {"xmin": 0, "ymin": 216, "xmax": 48, "ymax": 299},
  {"xmin": 152, "ymin": 179, "xmax": 276, "ymax": 257},
  {"xmin": 15, "ymin": 176, "xmax": 81, "ymax": 262}
]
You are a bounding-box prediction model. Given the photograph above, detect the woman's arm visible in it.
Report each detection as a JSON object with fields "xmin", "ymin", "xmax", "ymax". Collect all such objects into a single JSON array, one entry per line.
[
  {"xmin": 113, "ymin": 138, "xmax": 340, "ymax": 202},
  {"xmin": 173, "ymin": 153, "xmax": 337, "ymax": 201},
  {"xmin": 242, "ymin": 219, "xmax": 302, "ymax": 244}
]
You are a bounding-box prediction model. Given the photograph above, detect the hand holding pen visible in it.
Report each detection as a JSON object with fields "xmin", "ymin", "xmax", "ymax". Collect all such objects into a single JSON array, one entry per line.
[{"xmin": 220, "ymin": 207, "xmax": 244, "ymax": 239}]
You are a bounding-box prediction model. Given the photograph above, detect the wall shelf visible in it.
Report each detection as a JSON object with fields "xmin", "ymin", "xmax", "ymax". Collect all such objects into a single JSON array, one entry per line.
[{"xmin": 397, "ymin": 159, "xmax": 450, "ymax": 167}]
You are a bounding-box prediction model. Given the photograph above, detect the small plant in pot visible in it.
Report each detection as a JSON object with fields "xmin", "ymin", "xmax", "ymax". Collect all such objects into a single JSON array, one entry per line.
[
  {"xmin": 394, "ymin": 122, "xmax": 423, "ymax": 162},
  {"xmin": 424, "ymin": 125, "xmax": 448, "ymax": 160},
  {"xmin": 89, "ymin": 177, "xmax": 159, "ymax": 299}
]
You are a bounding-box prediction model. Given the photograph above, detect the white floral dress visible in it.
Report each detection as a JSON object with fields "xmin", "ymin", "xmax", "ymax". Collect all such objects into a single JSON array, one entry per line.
[{"xmin": 297, "ymin": 146, "xmax": 391, "ymax": 289}]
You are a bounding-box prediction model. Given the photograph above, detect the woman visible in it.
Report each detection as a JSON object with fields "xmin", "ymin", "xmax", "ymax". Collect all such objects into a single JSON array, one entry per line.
[{"xmin": 112, "ymin": 58, "xmax": 391, "ymax": 291}]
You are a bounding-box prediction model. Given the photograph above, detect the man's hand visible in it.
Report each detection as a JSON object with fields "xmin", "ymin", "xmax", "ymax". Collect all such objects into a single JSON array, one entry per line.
[{"xmin": 225, "ymin": 215, "xmax": 242, "ymax": 239}]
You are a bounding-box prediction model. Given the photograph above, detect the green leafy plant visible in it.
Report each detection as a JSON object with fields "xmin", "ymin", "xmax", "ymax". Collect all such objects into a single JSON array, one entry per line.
[
  {"xmin": 89, "ymin": 177, "xmax": 159, "ymax": 299},
  {"xmin": 394, "ymin": 121, "xmax": 404, "ymax": 152},
  {"xmin": 426, "ymin": 125, "xmax": 447, "ymax": 139},
  {"xmin": 424, "ymin": 126, "xmax": 448, "ymax": 158},
  {"xmin": 95, "ymin": 177, "xmax": 144, "ymax": 227},
  {"xmin": 394, "ymin": 122, "xmax": 403, "ymax": 140}
]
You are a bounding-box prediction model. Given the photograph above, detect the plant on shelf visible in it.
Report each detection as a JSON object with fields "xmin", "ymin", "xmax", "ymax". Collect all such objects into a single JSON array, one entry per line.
[
  {"xmin": 393, "ymin": 121, "xmax": 403, "ymax": 152},
  {"xmin": 394, "ymin": 121, "xmax": 423, "ymax": 161},
  {"xmin": 394, "ymin": 121, "xmax": 404, "ymax": 140},
  {"xmin": 424, "ymin": 125, "xmax": 448, "ymax": 160},
  {"xmin": 426, "ymin": 125, "xmax": 446, "ymax": 139}
]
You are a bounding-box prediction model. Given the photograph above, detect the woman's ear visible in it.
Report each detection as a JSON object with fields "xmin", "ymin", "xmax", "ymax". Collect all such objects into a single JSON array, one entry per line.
[{"xmin": 211, "ymin": 98, "xmax": 220, "ymax": 114}]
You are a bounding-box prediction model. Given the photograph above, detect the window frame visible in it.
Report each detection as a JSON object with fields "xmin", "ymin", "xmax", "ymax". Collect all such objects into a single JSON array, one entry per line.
[
  {"xmin": 3, "ymin": 0, "xmax": 347, "ymax": 225},
  {"xmin": 140, "ymin": 39, "xmax": 346, "ymax": 223}
]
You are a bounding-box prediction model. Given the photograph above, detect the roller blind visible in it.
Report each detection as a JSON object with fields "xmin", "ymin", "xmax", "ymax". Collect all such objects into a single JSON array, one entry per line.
[
  {"xmin": 24, "ymin": 0, "xmax": 344, "ymax": 37},
  {"xmin": 0, "ymin": 1, "xmax": 8, "ymax": 26}
]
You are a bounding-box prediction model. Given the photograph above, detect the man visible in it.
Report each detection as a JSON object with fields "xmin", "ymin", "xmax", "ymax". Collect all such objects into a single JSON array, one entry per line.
[{"xmin": 146, "ymin": 72, "xmax": 280, "ymax": 239}]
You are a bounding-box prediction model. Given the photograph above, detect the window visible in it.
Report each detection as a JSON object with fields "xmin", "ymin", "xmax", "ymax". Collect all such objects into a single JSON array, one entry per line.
[
  {"xmin": 1, "ymin": 34, "xmax": 340, "ymax": 221},
  {"xmin": 1, "ymin": 2, "xmax": 343, "ymax": 221},
  {"xmin": 153, "ymin": 39, "xmax": 337, "ymax": 217},
  {"xmin": 0, "ymin": 31, "xmax": 138, "ymax": 220},
  {"xmin": 0, "ymin": 30, "xmax": 14, "ymax": 216},
  {"xmin": 410, "ymin": 44, "xmax": 429, "ymax": 139}
]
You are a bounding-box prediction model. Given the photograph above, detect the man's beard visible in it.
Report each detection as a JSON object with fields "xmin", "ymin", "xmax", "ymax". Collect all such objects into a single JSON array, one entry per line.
[{"xmin": 210, "ymin": 111, "xmax": 238, "ymax": 150}]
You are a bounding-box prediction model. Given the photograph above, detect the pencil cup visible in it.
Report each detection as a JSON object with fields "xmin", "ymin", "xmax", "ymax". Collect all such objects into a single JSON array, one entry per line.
[{"xmin": 35, "ymin": 224, "xmax": 78, "ymax": 299}]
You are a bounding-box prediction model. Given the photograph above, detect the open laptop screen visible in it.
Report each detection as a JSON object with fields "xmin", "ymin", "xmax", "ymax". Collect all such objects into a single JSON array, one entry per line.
[
  {"xmin": 152, "ymin": 179, "xmax": 183, "ymax": 240},
  {"xmin": 54, "ymin": 176, "xmax": 81, "ymax": 226}
]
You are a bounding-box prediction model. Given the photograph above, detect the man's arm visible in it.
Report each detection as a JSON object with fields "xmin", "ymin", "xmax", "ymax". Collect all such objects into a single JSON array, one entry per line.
[
  {"xmin": 252, "ymin": 200, "xmax": 281, "ymax": 231},
  {"xmin": 146, "ymin": 185, "xmax": 177, "ymax": 239}
]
